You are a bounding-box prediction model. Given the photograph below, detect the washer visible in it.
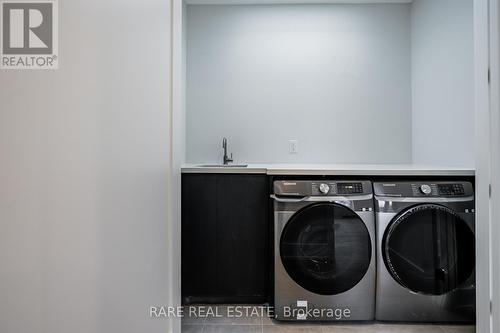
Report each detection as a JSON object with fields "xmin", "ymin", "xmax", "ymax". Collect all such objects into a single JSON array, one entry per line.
[
  {"xmin": 272, "ymin": 180, "xmax": 375, "ymax": 321},
  {"xmin": 374, "ymin": 181, "xmax": 475, "ymax": 323}
]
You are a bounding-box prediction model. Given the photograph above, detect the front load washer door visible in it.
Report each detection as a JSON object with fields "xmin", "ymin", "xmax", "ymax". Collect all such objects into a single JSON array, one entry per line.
[
  {"xmin": 383, "ymin": 204, "xmax": 475, "ymax": 296},
  {"xmin": 280, "ymin": 203, "xmax": 371, "ymax": 295}
]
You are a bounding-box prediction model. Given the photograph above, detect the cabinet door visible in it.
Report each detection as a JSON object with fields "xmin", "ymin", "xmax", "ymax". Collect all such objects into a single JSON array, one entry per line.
[
  {"xmin": 216, "ymin": 175, "xmax": 268, "ymax": 298},
  {"xmin": 181, "ymin": 174, "xmax": 217, "ymax": 299}
]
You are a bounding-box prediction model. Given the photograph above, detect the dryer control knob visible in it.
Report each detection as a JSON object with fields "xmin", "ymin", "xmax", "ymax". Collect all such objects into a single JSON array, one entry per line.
[
  {"xmin": 319, "ymin": 183, "xmax": 330, "ymax": 195},
  {"xmin": 420, "ymin": 184, "xmax": 432, "ymax": 195}
]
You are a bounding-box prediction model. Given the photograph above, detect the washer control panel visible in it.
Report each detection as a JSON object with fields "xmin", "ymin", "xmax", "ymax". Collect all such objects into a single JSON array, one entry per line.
[
  {"xmin": 311, "ymin": 182, "xmax": 365, "ymax": 196},
  {"xmin": 274, "ymin": 180, "xmax": 372, "ymax": 196},
  {"xmin": 374, "ymin": 182, "xmax": 473, "ymax": 197}
]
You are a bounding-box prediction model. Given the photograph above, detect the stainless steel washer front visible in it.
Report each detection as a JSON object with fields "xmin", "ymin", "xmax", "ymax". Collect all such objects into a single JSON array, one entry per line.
[{"xmin": 273, "ymin": 180, "xmax": 376, "ymax": 322}]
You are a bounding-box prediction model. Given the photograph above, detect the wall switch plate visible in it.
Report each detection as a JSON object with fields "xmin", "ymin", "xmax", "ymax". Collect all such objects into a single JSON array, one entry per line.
[{"xmin": 289, "ymin": 140, "xmax": 299, "ymax": 154}]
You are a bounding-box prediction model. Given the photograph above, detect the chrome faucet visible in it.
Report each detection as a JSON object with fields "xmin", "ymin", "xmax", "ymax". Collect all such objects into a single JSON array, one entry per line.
[{"xmin": 222, "ymin": 137, "xmax": 233, "ymax": 165}]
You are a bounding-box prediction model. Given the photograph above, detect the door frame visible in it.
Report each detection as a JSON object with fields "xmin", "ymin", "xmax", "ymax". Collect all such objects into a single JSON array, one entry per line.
[
  {"xmin": 475, "ymin": 0, "xmax": 493, "ymax": 332},
  {"xmin": 488, "ymin": 0, "xmax": 500, "ymax": 332}
]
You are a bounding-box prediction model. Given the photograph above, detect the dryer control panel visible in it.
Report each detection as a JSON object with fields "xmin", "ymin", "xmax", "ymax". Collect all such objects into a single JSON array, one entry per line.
[
  {"xmin": 436, "ymin": 183, "xmax": 465, "ymax": 196},
  {"xmin": 373, "ymin": 181, "xmax": 473, "ymax": 197}
]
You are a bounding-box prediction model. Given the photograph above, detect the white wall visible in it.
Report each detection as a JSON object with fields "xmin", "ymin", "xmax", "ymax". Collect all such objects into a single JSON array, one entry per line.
[
  {"xmin": 0, "ymin": 1, "xmax": 176, "ymax": 333},
  {"xmin": 411, "ymin": 0, "xmax": 474, "ymax": 167},
  {"xmin": 186, "ymin": 4, "xmax": 412, "ymax": 164}
]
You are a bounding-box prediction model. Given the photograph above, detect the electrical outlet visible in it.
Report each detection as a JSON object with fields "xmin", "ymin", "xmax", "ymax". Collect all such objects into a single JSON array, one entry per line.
[{"xmin": 289, "ymin": 140, "xmax": 299, "ymax": 154}]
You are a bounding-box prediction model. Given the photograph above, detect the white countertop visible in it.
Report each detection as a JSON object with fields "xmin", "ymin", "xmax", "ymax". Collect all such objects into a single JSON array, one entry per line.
[{"xmin": 181, "ymin": 164, "xmax": 475, "ymax": 176}]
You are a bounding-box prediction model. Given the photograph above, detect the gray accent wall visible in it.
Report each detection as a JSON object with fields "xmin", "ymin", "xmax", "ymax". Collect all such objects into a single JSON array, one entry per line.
[{"xmin": 186, "ymin": 4, "xmax": 412, "ymax": 164}]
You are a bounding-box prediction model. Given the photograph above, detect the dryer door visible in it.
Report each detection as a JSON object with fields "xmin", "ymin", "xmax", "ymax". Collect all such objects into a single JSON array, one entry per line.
[
  {"xmin": 383, "ymin": 204, "xmax": 475, "ymax": 295},
  {"xmin": 280, "ymin": 202, "xmax": 372, "ymax": 295}
]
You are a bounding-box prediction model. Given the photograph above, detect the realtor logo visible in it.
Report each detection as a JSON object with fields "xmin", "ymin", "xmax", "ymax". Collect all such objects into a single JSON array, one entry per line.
[{"xmin": 1, "ymin": 0, "xmax": 58, "ymax": 69}]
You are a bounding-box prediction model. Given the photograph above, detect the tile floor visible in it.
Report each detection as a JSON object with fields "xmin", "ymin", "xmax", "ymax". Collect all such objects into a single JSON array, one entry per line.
[{"xmin": 181, "ymin": 306, "xmax": 475, "ymax": 333}]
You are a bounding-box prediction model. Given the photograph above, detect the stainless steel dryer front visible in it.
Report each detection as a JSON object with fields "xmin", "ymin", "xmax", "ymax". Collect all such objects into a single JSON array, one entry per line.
[
  {"xmin": 374, "ymin": 181, "xmax": 475, "ymax": 323},
  {"xmin": 272, "ymin": 180, "xmax": 375, "ymax": 322}
]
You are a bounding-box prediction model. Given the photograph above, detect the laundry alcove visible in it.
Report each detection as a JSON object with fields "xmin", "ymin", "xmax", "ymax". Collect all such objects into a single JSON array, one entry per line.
[{"xmin": 170, "ymin": 0, "xmax": 491, "ymax": 332}]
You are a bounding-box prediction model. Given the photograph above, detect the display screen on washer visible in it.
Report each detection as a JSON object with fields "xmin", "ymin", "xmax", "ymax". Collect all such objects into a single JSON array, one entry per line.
[
  {"xmin": 337, "ymin": 183, "xmax": 363, "ymax": 195},
  {"xmin": 438, "ymin": 184, "xmax": 465, "ymax": 195},
  {"xmin": 383, "ymin": 204, "xmax": 475, "ymax": 295},
  {"xmin": 280, "ymin": 202, "xmax": 371, "ymax": 295}
]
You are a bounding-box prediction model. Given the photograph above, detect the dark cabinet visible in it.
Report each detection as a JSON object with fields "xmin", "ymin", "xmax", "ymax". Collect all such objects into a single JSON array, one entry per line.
[
  {"xmin": 181, "ymin": 174, "xmax": 218, "ymax": 297},
  {"xmin": 182, "ymin": 174, "xmax": 269, "ymax": 304}
]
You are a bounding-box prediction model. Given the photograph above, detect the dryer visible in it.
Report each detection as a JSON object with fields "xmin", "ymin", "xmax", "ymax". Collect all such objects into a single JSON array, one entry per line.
[
  {"xmin": 272, "ymin": 180, "xmax": 375, "ymax": 321},
  {"xmin": 374, "ymin": 181, "xmax": 475, "ymax": 323}
]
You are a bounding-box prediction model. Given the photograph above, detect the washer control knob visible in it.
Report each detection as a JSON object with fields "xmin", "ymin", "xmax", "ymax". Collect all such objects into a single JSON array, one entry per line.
[
  {"xmin": 420, "ymin": 184, "xmax": 432, "ymax": 195},
  {"xmin": 319, "ymin": 183, "xmax": 330, "ymax": 195}
]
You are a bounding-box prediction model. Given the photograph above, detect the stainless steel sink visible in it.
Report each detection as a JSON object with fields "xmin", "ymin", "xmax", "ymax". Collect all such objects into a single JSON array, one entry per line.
[{"xmin": 198, "ymin": 164, "xmax": 248, "ymax": 168}]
